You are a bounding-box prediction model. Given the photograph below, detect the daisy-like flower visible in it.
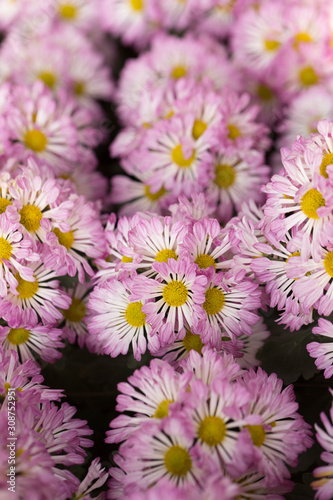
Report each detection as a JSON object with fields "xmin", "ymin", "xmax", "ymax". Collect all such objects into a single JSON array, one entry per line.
[
  {"xmin": 0, "ymin": 216, "xmax": 37, "ymax": 297},
  {"xmin": 94, "ymin": 213, "xmax": 140, "ymax": 283},
  {"xmin": 5, "ymin": 81, "xmax": 80, "ymax": 173},
  {"xmin": 100, "ymin": 0, "xmax": 158, "ymax": 49},
  {"xmin": 0, "ymin": 322, "xmax": 63, "ymax": 363},
  {"xmin": 277, "ymin": 87, "xmax": 333, "ymax": 148},
  {"xmin": 88, "ymin": 277, "xmax": 157, "ymax": 361},
  {"xmin": 110, "ymin": 173, "xmax": 172, "ymax": 217},
  {"xmin": 312, "ymin": 393, "xmax": 333, "ymax": 500},
  {"xmin": 205, "ymin": 147, "xmax": 269, "ymax": 222},
  {"xmin": 181, "ymin": 348, "xmax": 243, "ymax": 385},
  {"xmin": 287, "ymin": 243, "xmax": 333, "ymax": 316},
  {"xmin": 189, "ymin": 377, "xmax": 253, "ymax": 464},
  {"xmin": 106, "ymin": 358, "xmax": 192, "ymax": 443},
  {"xmin": 131, "ymin": 258, "xmax": 207, "ymax": 345},
  {"xmin": 8, "ymin": 169, "xmax": 74, "ymax": 244},
  {"xmin": 53, "ymin": 0, "xmax": 100, "ymax": 32},
  {"xmin": 179, "ymin": 217, "xmax": 235, "ymax": 272},
  {"xmin": 263, "ymin": 140, "xmax": 333, "ymax": 253},
  {"xmin": 60, "ymin": 282, "xmax": 92, "ymax": 350},
  {"xmin": 240, "ymin": 368, "xmax": 313, "ymax": 481},
  {"xmin": 153, "ymin": 328, "xmax": 206, "ymax": 369},
  {"xmin": 109, "ymin": 416, "xmax": 205, "ymax": 495},
  {"xmin": 231, "ymin": 1, "xmax": 287, "ymax": 71},
  {"xmin": 129, "ymin": 114, "xmax": 212, "ymax": 198},
  {"xmin": 307, "ymin": 319, "xmax": 333, "ymax": 379},
  {"xmin": 0, "ymin": 259, "xmax": 71, "ymax": 327},
  {"xmin": 48, "ymin": 194, "xmax": 106, "ymax": 283},
  {"xmin": 72, "ymin": 458, "xmax": 109, "ymax": 500},
  {"xmin": 128, "ymin": 215, "xmax": 185, "ymax": 277},
  {"xmin": 222, "ymin": 317, "xmax": 270, "ymax": 369},
  {"xmin": 195, "ymin": 268, "xmax": 261, "ymax": 346}
]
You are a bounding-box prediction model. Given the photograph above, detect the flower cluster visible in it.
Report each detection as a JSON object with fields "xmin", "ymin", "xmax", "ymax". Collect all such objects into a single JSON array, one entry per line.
[
  {"xmin": 110, "ymin": 34, "xmax": 270, "ymax": 223},
  {"xmin": 88, "ymin": 200, "xmax": 264, "ymax": 363},
  {"xmin": 0, "ymin": 348, "xmax": 108, "ymax": 500},
  {"xmin": 107, "ymin": 349, "xmax": 313, "ymax": 498}
]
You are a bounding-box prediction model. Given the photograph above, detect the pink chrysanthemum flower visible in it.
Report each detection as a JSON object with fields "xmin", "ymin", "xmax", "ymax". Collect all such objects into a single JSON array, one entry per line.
[
  {"xmin": 126, "ymin": 114, "xmax": 212, "ymax": 198},
  {"xmin": 179, "ymin": 217, "xmax": 235, "ymax": 272},
  {"xmin": 8, "ymin": 169, "xmax": 73, "ymax": 244},
  {"xmin": 106, "ymin": 358, "xmax": 192, "ymax": 443},
  {"xmin": 205, "ymin": 147, "xmax": 269, "ymax": 222},
  {"xmin": 110, "ymin": 172, "xmax": 171, "ymax": 217},
  {"xmin": 5, "ymin": 82, "xmax": 80, "ymax": 173},
  {"xmin": 52, "ymin": 0, "xmax": 100, "ymax": 32},
  {"xmin": 100, "ymin": 0, "xmax": 158, "ymax": 49},
  {"xmin": 153, "ymin": 329, "xmax": 207, "ymax": 369},
  {"xmin": 94, "ymin": 213, "xmax": 140, "ymax": 283},
  {"xmin": 88, "ymin": 277, "xmax": 156, "ymax": 361},
  {"xmin": 109, "ymin": 416, "xmax": 205, "ymax": 497},
  {"xmin": 195, "ymin": 268, "xmax": 261, "ymax": 346},
  {"xmin": 311, "ymin": 393, "xmax": 333, "ymax": 500},
  {"xmin": 60, "ymin": 282, "xmax": 93, "ymax": 350},
  {"xmin": 240, "ymin": 368, "xmax": 313, "ymax": 481},
  {"xmin": 74, "ymin": 458, "xmax": 109, "ymax": 500},
  {"xmin": 307, "ymin": 319, "xmax": 333, "ymax": 379},
  {"xmin": 231, "ymin": 1, "xmax": 287, "ymax": 71},
  {"xmin": 277, "ymin": 87, "xmax": 333, "ymax": 148},
  {"xmin": 263, "ymin": 140, "xmax": 333, "ymax": 253},
  {"xmin": 47, "ymin": 195, "xmax": 105, "ymax": 283},
  {"xmin": 131, "ymin": 258, "xmax": 207, "ymax": 345},
  {"xmin": 0, "ymin": 322, "xmax": 63, "ymax": 363},
  {"xmin": 287, "ymin": 242, "xmax": 333, "ymax": 317},
  {"xmin": 0, "ymin": 260, "xmax": 71, "ymax": 327},
  {"xmin": 0, "ymin": 216, "xmax": 37, "ymax": 297},
  {"xmin": 127, "ymin": 215, "xmax": 185, "ymax": 277}
]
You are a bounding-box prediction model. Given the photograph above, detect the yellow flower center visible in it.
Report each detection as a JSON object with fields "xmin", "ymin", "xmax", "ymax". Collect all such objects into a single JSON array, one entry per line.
[
  {"xmin": 16, "ymin": 274, "xmax": 38, "ymax": 299},
  {"xmin": 245, "ymin": 424, "xmax": 266, "ymax": 447},
  {"xmin": 153, "ymin": 399, "xmax": 173, "ymax": 419},
  {"xmin": 264, "ymin": 39, "xmax": 280, "ymax": 51},
  {"xmin": 320, "ymin": 152, "xmax": 333, "ymax": 179},
  {"xmin": 53, "ymin": 228, "xmax": 74, "ymax": 250},
  {"xmin": 257, "ymin": 84, "xmax": 273, "ymax": 101},
  {"xmin": 19, "ymin": 205, "xmax": 43, "ymax": 232},
  {"xmin": 171, "ymin": 144, "xmax": 195, "ymax": 168},
  {"xmin": 164, "ymin": 446, "xmax": 192, "ymax": 476},
  {"xmin": 294, "ymin": 32, "xmax": 312, "ymax": 48},
  {"xmin": 300, "ymin": 188, "xmax": 325, "ymax": 219},
  {"xmin": 130, "ymin": 0, "xmax": 143, "ymax": 11},
  {"xmin": 59, "ymin": 3, "xmax": 78, "ymax": 19},
  {"xmin": 324, "ymin": 251, "xmax": 333, "ymax": 278},
  {"xmin": 203, "ymin": 287, "xmax": 225, "ymax": 315},
  {"xmin": 125, "ymin": 301, "xmax": 146, "ymax": 327},
  {"xmin": 182, "ymin": 330, "xmax": 204, "ymax": 353},
  {"xmin": 195, "ymin": 254, "xmax": 216, "ymax": 270},
  {"xmin": 74, "ymin": 81, "xmax": 85, "ymax": 96},
  {"xmin": 7, "ymin": 328, "xmax": 30, "ymax": 346},
  {"xmin": 62, "ymin": 297, "xmax": 86, "ymax": 323},
  {"xmin": 24, "ymin": 129, "xmax": 48, "ymax": 153},
  {"xmin": 227, "ymin": 124, "xmax": 241, "ymax": 140},
  {"xmin": 144, "ymin": 185, "xmax": 166, "ymax": 201},
  {"xmin": 192, "ymin": 119, "xmax": 207, "ymax": 140},
  {"xmin": 171, "ymin": 65, "xmax": 187, "ymax": 79},
  {"xmin": 163, "ymin": 280, "xmax": 188, "ymax": 307},
  {"xmin": 0, "ymin": 198, "xmax": 12, "ymax": 214},
  {"xmin": 38, "ymin": 71, "xmax": 56, "ymax": 89},
  {"xmin": 122, "ymin": 255, "xmax": 133, "ymax": 263},
  {"xmin": 155, "ymin": 249, "xmax": 178, "ymax": 263},
  {"xmin": 214, "ymin": 163, "xmax": 236, "ymax": 188},
  {"xmin": 0, "ymin": 237, "xmax": 12, "ymax": 261},
  {"xmin": 299, "ymin": 66, "xmax": 318, "ymax": 87},
  {"xmin": 198, "ymin": 416, "xmax": 226, "ymax": 446}
]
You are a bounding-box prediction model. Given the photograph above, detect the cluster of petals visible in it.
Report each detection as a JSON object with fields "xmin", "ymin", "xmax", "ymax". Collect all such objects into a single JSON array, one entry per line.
[
  {"xmin": 110, "ymin": 34, "xmax": 270, "ymax": 222},
  {"xmin": 0, "ymin": 347, "xmax": 109, "ymax": 500},
  {"xmin": 88, "ymin": 207, "xmax": 264, "ymax": 361},
  {"xmin": 107, "ymin": 349, "xmax": 312, "ymax": 499}
]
